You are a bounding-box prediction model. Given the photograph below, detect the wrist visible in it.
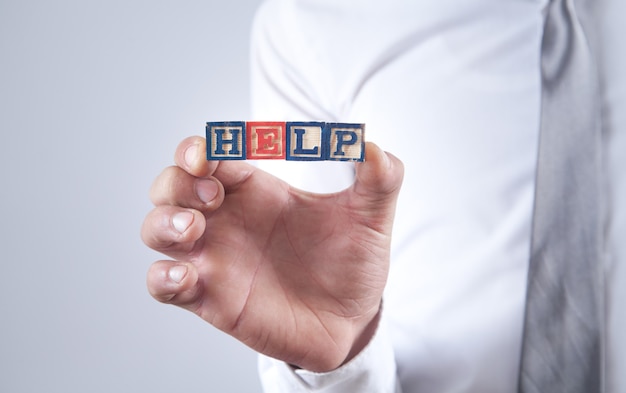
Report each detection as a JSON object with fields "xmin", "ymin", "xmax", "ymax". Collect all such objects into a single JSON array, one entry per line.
[
  {"xmin": 291, "ymin": 303, "xmax": 382, "ymax": 372},
  {"xmin": 341, "ymin": 304, "xmax": 382, "ymax": 367}
]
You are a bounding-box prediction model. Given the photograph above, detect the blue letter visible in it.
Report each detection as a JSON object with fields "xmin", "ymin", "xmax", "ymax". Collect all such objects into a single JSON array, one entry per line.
[
  {"xmin": 293, "ymin": 128, "xmax": 319, "ymax": 156},
  {"xmin": 214, "ymin": 128, "xmax": 241, "ymax": 155},
  {"xmin": 333, "ymin": 131, "xmax": 357, "ymax": 156}
]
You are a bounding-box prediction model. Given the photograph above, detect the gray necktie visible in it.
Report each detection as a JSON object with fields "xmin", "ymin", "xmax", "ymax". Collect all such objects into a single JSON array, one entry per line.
[{"xmin": 518, "ymin": 0, "xmax": 604, "ymax": 392}]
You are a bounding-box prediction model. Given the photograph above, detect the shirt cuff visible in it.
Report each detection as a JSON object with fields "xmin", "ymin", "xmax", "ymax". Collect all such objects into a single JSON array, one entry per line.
[{"xmin": 258, "ymin": 315, "xmax": 401, "ymax": 393}]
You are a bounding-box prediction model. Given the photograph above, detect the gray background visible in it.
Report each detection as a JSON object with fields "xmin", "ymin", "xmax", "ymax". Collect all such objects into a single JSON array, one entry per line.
[{"xmin": 0, "ymin": 0, "xmax": 263, "ymax": 392}]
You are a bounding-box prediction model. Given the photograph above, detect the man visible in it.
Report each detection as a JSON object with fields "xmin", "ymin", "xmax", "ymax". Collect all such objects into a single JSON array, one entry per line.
[{"xmin": 142, "ymin": 0, "xmax": 626, "ymax": 391}]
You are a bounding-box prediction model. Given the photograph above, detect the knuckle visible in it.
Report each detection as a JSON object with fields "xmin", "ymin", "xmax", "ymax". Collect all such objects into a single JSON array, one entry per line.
[{"xmin": 150, "ymin": 166, "xmax": 188, "ymax": 205}]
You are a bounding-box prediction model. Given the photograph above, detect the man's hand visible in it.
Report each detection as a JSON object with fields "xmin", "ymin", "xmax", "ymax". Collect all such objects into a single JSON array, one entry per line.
[{"xmin": 141, "ymin": 136, "xmax": 403, "ymax": 372}]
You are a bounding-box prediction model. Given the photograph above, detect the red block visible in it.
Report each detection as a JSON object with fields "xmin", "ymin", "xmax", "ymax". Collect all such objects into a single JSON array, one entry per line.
[{"xmin": 246, "ymin": 121, "xmax": 287, "ymax": 159}]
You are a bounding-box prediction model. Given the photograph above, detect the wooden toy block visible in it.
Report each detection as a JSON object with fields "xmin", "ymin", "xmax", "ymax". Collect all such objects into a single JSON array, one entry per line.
[
  {"xmin": 205, "ymin": 121, "xmax": 366, "ymax": 161},
  {"xmin": 246, "ymin": 121, "xmax": 286, "ymax": 159},
  {"xmin": 327, "ymin": 123, "xmax": 365, "ymax": 161},
  {"xmin": 286, "ymin": 121, "xmax": 327, "ymax": 161},
  {"xmin": 206, "ymin": 121, "xmax": 246, "ymax": 160}
]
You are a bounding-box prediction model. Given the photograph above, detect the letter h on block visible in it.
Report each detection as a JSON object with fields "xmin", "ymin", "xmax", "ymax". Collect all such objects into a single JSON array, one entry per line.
[{"xmin": 206, "ymin": 121, "xmax": 246, "ymax": 160}]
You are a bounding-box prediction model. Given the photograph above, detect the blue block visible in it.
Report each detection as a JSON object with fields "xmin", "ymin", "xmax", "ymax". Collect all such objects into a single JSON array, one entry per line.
[
  {"xmin": 286, "ymin": 121, "xmax": 328, "ymax": 161},
  {"xmin": 326, "ymin": 123, "xmax": 365, "ymax": 162},
  {"xmin": 206, "ymin": 121, "xmax": 246, "ymax": 160}
]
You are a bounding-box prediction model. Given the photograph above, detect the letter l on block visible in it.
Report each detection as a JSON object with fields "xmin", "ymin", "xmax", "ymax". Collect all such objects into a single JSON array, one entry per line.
[{"xmin": 286, "ymin": 121, "xmax": 326, "ymax": 161}]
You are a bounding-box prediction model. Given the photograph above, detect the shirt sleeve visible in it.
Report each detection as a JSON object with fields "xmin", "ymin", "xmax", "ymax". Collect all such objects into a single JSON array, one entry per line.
[{"xmin": 258, "ymin": 315, "xmax": 402, "ymax": 393}]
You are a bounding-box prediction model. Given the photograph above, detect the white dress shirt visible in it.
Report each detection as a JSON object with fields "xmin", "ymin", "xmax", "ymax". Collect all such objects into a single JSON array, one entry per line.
[{"xmin": 249, "ymin": 0, "xmax": 626, "ymax": 391}]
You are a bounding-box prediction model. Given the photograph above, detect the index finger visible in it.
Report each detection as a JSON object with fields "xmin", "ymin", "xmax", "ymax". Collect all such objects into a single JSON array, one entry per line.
[{"xmin": 174, "ymin": 136, "xmax": 219, "ymax": 178}]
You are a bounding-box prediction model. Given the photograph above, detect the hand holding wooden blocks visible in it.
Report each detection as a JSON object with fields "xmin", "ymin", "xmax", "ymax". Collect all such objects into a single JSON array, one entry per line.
[{"xmin": 206, "ymin": 121, "xmax": 365, "ymax": 161}]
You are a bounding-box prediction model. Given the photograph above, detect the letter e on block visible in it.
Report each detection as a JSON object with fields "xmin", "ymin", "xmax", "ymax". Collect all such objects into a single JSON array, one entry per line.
[
  {"xmin": 206, "ymin": 121, "xmax": 246, "ymax": 160},
  {"xmin": 246, "ymin": 122, "xmax": 286, "ymax": 159},
  {"xmin": 286, "ymin": 121, "xmax": 326, "ymax": 161},
  {"xmin": 328, "ymin": 123, "xmax": 365, "ymax": 161}
]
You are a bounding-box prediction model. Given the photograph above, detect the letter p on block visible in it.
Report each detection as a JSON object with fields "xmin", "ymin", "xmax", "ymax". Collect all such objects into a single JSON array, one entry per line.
[{"xmin": 328, "ymin": 123, "xmax": 365, "ymax": 161}]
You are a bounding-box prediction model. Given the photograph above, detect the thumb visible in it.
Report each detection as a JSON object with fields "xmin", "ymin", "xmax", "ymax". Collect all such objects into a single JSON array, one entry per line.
[
  {"xmin": 353, "ymin": 142, "xmax": 404, "ymax": 203},
  {"xmin": 146, "ymin": 261, "xmax": 202, "ymax": 308}
]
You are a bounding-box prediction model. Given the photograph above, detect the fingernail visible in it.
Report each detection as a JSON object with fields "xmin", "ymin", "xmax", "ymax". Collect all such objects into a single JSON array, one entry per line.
[
  {"xmin": 169, "ymin": 265, "xmax": 188, "ymax": 283},
  {"xmin": 378, "ymin": 146, "xmax": 391, "ymax": 169},
  {"xmin": 196, "ymin": 179, "xmax": 218, "ymax": 204},
  {"xmin": 172, "ymin": 211, "xmax": 194, "ymax": 233},
  {"xmin": 184, "ymin": 143, "xmax": 199, "ymax": 167}
]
